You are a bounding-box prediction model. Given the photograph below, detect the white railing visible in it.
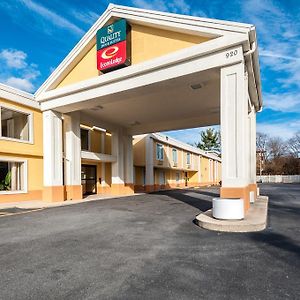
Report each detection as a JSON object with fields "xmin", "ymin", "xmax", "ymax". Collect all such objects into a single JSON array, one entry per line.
[{"xmin": 257, "ymin": 175, "xmax": 300, "ymax": 183}]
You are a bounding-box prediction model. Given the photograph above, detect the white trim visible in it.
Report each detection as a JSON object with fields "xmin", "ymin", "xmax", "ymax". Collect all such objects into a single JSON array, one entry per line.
[
  {"xmin": 0, "ymin": 83, "xmax": 39, "ymax": 109},
  {"xmin": 35, "ymin": 4, "xmax": 254, "ymax": 97},
  {"xmin": 149, "ymin": 133, "xmax": 221, "ymax": 162},
  {"xmin": 80, "ymin": 127, "xmax": 91, "ymax": 151},
  {"xmin": 186, "ymin": 152, "xmax": 191, "ymax": 165},
  {"xmin": 81, "ymin": 150, "xmax": 116, "ymax": 162},
  {"xmin": 0, "ymin": 104, "xmax": 34, "ymax": 144},
  {"xmin": 156, "ymin": 143, "xmax": 164, "ymax": 161},
  {"xmin": 0, "ymin": 156, "xmax": 28, "ymax": 194},
  {"xmin": 172, "ymin": 148, "xmax": 178, "ymax": 164},
  {"xmin": 37, "ymin": 35, "xmax": 245, "ymax": 104}
]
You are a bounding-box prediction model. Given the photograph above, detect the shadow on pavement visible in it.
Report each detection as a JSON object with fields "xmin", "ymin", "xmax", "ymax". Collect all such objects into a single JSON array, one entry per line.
[
  {"xmin": 248, "ymin": 231, "xmax": 300, "ymax": 260},
  {"xmin": 154, "ymin": 188, "xmax": 220, "ymax": 212}
]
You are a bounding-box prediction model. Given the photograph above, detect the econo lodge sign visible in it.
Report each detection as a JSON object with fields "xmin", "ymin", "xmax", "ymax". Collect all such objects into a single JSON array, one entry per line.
[{"xmin": 96, "ymin": 19, "xmax": 131, "ymax": 73}]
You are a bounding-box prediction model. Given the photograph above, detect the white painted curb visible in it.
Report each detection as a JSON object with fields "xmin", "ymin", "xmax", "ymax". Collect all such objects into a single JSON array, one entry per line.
[{"xmin": 212, "ymin": 197, "xmax": 244, "ymax": 220}]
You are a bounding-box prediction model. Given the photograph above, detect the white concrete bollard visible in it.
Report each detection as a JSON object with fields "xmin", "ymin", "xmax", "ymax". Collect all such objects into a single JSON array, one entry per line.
[
  {"xmin": 250, "ymin": 191, "xmax": 255, "ymax": 204},
  {"xmin": 212, "ymin": 198, "xmax": 244, "ymax": 220}
]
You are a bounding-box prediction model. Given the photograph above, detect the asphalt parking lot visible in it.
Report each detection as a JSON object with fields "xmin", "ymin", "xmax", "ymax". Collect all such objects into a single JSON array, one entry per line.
[{"xmin": 0, "ymin": 184, "xmax": 299, "ymax": 300}]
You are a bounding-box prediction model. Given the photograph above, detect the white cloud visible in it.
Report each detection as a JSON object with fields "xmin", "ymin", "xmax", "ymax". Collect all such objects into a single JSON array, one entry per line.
[
  {"xmin": 19, "ymin": 0, "xmax": 84, "ymax": 36},
  {"xmin": 260, "ymin": 49, "xmax": 300, "ymax": 62},
  {"xmin": 0, "ymin": 48, "xmax": 40, "ymax": 93},
  {"xmin": 257, "ymin": 122, "xmax": 299, "ymax": 140},
  {"xmin": 263, "ymin": 92, "xmax": 300, "ymax": 113},
  {"xmin": 71, "ymin": 10, "xmax": 100, "ymax": 25},
  {"xmin": 241, "ymin": 0, "xmax": 300, "ymax": 90},
  {"xmin": 0, "ymin": 49, "xmax": 27, "ymax": 69},
  {"xmin": 131, "ymin": 0, "xmax": 192, "ymax": 14},
  {"xmin": 4, "ymin": 77, "xmax": 35, "ymax": 92}
]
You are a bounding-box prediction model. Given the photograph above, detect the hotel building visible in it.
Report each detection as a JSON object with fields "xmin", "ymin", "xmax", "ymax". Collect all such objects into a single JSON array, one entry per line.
[{"xmin": 0, "ymin": 4, "xmax": 262, "ymax": 218}]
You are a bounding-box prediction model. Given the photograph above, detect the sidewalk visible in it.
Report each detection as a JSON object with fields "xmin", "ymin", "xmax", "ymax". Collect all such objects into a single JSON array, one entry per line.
[
  {"xmin": 0, "ymin": 193, "xmax": 143, "ymax": 211},
  {"xmin": 195, "ymin": 196, "xmax": 269, "ymax": 232}
]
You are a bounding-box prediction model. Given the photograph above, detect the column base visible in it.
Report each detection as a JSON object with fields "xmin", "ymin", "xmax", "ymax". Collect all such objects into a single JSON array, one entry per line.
[
  {"xmin": 145, "ymin": 185, "xmax": 155, "ymax": 193},
  {"xmin": 43, "ymin": 186, "xmax": 65, "ymax": 202},
  {"xmin": 220, "ymin": 186, "xmax": 250, "ymax": 212},
  {"xmin": 65, "ymin": 185, "xmax": 83, "ymax": 200},
  {"xmin": 248, "ymin": 183, "xmax": 258, "ymax": 202},
  {"xmin": 97, "ymin": 186, "xmax": 112, "ymax": 195},
  {"xmin": 111, "ymin": 183, "xmax": 135, "ymax": 195}
]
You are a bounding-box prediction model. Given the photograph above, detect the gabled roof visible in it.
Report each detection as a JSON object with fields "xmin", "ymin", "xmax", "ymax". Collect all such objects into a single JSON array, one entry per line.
[
  {"xmin": 0, "ymin": 83, "xmax": 39, "ymax": 109},
  {"xmin": 35, "ymin": 3, "xmax": 256, "ymax": 98}
]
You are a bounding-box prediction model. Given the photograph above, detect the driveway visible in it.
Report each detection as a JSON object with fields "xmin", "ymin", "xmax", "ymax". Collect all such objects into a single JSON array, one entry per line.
[{"xmin": 0, "ymin": 184, "xmax": 299, "ymax": 299}]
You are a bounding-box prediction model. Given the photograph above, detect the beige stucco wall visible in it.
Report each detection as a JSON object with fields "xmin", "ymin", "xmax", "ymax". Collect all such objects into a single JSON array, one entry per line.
[
  {"xmin": 0, "ymin": 98, "xmax": 43, "ymax": 202},
  {"xmin": 133, "ymin": 137, "xmax": 146, "ymax": 166},
  {"xmin": 54, "ymin": 22, "xmax": 210, "ymax": 89}
]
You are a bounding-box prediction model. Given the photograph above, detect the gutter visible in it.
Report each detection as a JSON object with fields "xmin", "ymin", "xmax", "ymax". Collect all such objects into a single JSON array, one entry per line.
[{"xmin": 243, "ymin": 28, "xmax": 263, "ymax": 111}]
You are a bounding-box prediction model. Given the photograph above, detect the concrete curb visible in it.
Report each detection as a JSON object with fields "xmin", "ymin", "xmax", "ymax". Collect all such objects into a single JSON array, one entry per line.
[
  {"xmin": 195, "ymin": 196, "xmax": 269, "ymax": 232},
  {"xmin": 0, "ymin": 193, "xmax": 144, "ymax": 210}
]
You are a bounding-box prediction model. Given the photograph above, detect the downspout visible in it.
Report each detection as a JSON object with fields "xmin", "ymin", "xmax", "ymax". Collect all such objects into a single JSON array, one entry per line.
[
  {"xmin": 244, "ymin": 42, "xmax": 260, "ymax": 110},
  {"xmin": 243, "ymin": 40, "xmax": 263, "ymax": 112},
  {"xmin": 244, "ymin": 27, "xmax": 262, "ymax": 112},
  {"xmin": 244, "ymin": 41, "xmax": 256, "ymax": 57}
]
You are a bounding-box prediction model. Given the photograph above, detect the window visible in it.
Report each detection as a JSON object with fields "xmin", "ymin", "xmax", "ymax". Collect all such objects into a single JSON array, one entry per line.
[
  {"xmin": 187, "ymin": 153, "xmax": 191, "ymax": 165},
  {"xmin": 0, "ymin": 160, "xmax": 26, "ymax": 192},
  {"xmin": 176, "ymin": 172, "xmax": 180, "ymax": 182},
  {"xmin": 81, "ymin": 128, "xmax": 90, "ymax": 151},
  {"xmin": 172, "ymin": 148, "xmax": 178, "ymax": 163},
  {"xmin": 0, "ymin": 106, "xmax": 31, "ymax": 142},
  {"xmin": 156, "ymin": 143, "xmax": 164, "ymax": 160}
]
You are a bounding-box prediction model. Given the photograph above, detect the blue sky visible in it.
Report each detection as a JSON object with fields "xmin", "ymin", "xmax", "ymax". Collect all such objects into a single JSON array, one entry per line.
[{"xmin": 0, "ymin": 0, "xmax": 299, "ymax": 144}]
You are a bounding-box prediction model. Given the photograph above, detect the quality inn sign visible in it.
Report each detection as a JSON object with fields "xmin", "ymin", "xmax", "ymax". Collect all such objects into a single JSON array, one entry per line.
[{"xmin": 96, "ymin": 19, "xmax": 131, "ymax": 73}]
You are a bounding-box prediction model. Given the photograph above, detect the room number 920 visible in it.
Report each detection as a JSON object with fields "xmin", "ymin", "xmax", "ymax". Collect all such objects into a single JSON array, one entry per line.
[{"xmin": 226, "ymin": 50, "xmax": 238, "ymax": 58}]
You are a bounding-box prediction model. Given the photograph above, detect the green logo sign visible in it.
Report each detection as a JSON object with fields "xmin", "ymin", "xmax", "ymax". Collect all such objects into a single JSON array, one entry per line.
[{"xmin": 97, "ymin": 19, "xmax": 127, "ymax": 50}]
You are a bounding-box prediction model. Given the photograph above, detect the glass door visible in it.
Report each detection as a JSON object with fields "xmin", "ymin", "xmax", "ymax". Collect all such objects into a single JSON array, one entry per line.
[{"xmin": 81, "ymin": 165, "xmax": 97, "ymax": 195}]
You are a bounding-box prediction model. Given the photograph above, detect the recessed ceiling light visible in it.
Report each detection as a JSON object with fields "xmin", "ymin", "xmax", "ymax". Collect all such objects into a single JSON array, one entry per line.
[
  {"xmin": 190, "ymin": 83, "xmax": 203, "ymax": 90},
  {"xmin": 92, "ymin": 126, "xmax": 106, "ymax": 132},
  {"xmin": 90, "ymin": 105, "xmax": 103, "ymax": 111},
  {"xmin": 129, "ymin": 121, "xmax": 140, "ymax": 126}
]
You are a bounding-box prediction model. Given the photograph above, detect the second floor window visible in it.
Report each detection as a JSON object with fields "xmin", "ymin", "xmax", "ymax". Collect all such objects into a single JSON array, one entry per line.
[
  {"xmin": 156, "ymin": 143, "xmax": 164, "ymax": 160},
  {"xmin": 172, "ymin": 148, "xmax": 178, "ymax": 163},
  {"xmin": 0, "ymin": 106, "xmax": 31, "ymax": 142},
  {"xmin": 187, "ymin": 153, "xmax": 191, "ymax": 165},
  {"xmin": 81, "ymin": 128, "xmax": 90, "ymax": 151}
]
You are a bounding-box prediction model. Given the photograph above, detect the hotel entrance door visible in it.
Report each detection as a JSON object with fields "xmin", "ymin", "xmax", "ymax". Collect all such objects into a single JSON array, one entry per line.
[{"xmin": 81, "ymin": 165, "xmax": 97, "ymax": 195}]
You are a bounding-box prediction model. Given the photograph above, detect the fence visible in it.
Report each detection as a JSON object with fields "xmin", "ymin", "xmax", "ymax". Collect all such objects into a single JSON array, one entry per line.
[{"xmin": 257, "ymin": 175, "xmax": 300, "ymax": 183}]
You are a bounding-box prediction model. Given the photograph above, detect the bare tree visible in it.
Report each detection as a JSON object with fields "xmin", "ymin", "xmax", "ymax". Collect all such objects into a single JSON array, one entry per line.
[
  {"xmin": 267, "ymin": 137, "xmax": 287, "ymax": 159},
  {"xmin": 287, "ymin": 131, "xmax": 300, "ymax": 158},
  {"xmin": 256, "ymin": 132, "xmax": 295, "ymax": 175},
  {"xmin": 256, "ymin": 132, "xmax": 269, "ymax": 160}
]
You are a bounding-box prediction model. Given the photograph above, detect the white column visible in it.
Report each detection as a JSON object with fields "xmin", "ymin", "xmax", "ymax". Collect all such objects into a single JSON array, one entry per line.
[
  {"xmin": 43, "ymin": 110, "xmax": 63, "ymax": 187},
  {"xmin": 111, "ymin": 128, "xmax": 125, "ymax": 185},
  {"xmin": 145, "ymin": 135, "xmax": 154, "ymax": 187},
  {"xmin": 214, "ymin": 161, "xmax": 218, "ymax": 183},
  {"xmin": 198, "ymin": 156, "xmax": 202, "ymax": 183},
  {"xmin": 249, "ymin": 104, "xmax": 257, "ymax": 202},
  {"xmin": 249, "ymin": 105, "xmax": 257, "ymax": 184},
  {"xmin": 220, "ymin": 62, "xmax": 249, "ymax": 188},
  {"xmin": 124, "ymin": 134, "xmax": 134, "ymax": 184},
  {"xmin": 63, "ymin": 112, "xmax": 81, "ymax": 186},
  {"xmin": 101, "ymin": 132, "xmax": 106, "ymax": 187},
  {"xmin": 212, "ymin": 62, "xmax": 250, "ymax": 219}
]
